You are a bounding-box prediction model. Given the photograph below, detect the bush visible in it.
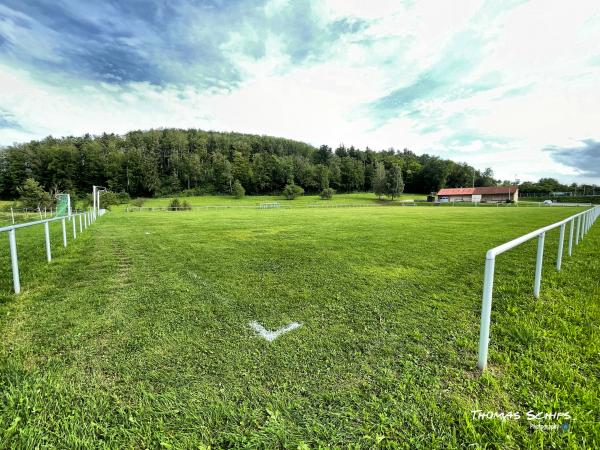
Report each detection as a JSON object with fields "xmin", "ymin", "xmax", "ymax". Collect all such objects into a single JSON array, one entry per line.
[
  {"xmin": 168, "ymin": 198, "xmax": 191, "ymax": 211},
  {"xmin": 131, "ymin": 198, "xmax": 145, "ymax": 207},
  {"xmin": 18, "ymin": 178, "xmax": 53, "ymax": 210},
  {"xmin": 117, "ymin": 192, "xmax": 131, "ymax": 204},
  {"xmin": 282, "ymin": 183, "xmax": 304, "ymax": 200},
  {"xmin": 99, "ymin": 191, "xmax": 118, "ymax": 208},
  {"xmin": 232, "ymin": 180, "xmax": 245, "ymax": 199},
  {"xmin": 319, "ymin": 188, "xmax": 335, "ymax": 200}
]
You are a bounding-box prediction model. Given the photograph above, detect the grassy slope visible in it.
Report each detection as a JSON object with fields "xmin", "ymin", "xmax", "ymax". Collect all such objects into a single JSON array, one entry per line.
[{"xmin": 0, "ymin": 206, "xmax": 598, "ymax": 448}]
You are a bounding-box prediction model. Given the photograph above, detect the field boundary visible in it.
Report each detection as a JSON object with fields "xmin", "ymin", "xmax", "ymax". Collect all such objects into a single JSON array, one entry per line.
[
  {"xmin": 477, "ymin": 205, "xmax": 599, "ymax": 370},
  {"xmin": 0, "ymin": 209, "xmax": 98, "ymax": 294},
  {"xmin": 124, "ymin": 202, "xmax": 419, "ymax": 212}
]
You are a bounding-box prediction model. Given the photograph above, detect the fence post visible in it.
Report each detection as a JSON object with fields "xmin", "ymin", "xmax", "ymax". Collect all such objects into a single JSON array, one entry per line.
[
  {"xmin": 477, "ymin": 256, "xmax": 496, "ymax": 370},
  {"xmin": 575, "ymin": 216, "xmax": 581, "ymax": 245},
  {"xmin": 84, "ymin": 213, "xmax": 87, "ymax": 229},
  {"xmin": 568, "ymin": 218, "xmax": 574, "ymax": 256},
  {"xmin": 556, "ymin": 224, "xmax": 565, "ymax": 271},
  {"xmin": 61, "ymin": 218, "xmax": 67, "ymax": 247},
  {"xmin": 79, "ymin": 214, "xmax": 83, "ymax": 232},
  {"xmin": 533, "ymin": 232, "xmax": 545, "ymax": 298},
  {"xmin": 44, "ymin": 221, "xmax": 52, "ymax": 262},
  {"xmin": 9, "ymin": 229, "xmax": 20, "ymax": 294},
  {"xmin": 72, "ymin": 214, "xmax": 77, "ymax": 239},
  {"xmin": 10, "ymin": 207, "xmax": 15, "ymax": 225}
]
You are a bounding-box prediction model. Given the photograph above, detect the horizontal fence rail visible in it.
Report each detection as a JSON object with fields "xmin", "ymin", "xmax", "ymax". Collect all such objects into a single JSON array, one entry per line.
[
  {"xmin": 1, "ymin": 209, "xmax": 98, "ymax": 294},
  {"xmin": 477, "ymin": 205, "xmax": 600, "ymax": 370}
]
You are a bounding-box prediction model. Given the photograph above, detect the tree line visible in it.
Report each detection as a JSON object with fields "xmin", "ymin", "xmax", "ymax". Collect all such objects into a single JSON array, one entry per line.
[
  {"xmin": 0, "ymin": 128, "xmax": 502, "ymax": 199},
  {"xmin": 518, "ymin": 178, "xmax": 598, "ymax": 196}
]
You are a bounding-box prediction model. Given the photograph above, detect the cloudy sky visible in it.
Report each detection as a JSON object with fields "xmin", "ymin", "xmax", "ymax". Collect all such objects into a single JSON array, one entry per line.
[{"xmin": 1, "ymin": 0, "xmax": 599, "ymax": 184}]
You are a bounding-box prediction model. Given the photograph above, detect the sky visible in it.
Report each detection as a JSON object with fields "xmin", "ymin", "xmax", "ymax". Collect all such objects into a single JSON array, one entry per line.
[{"xmin": 0, "ymin": 0, "xmax": 599, "ymax": 185}]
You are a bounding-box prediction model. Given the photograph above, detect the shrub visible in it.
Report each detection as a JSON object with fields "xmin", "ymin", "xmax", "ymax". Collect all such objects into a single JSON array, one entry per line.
[
  {"xmin": 99, "ymin": 191, "xmax": 118, "ymax": 207},
  {"xmin": 131, "ymin": 198, "xmax": 145, "ymax": 207},
  {"xmin": 18, "ymin": 178, "xmax": 53, "ymax": 210},
  {"xmin": 282, "ymin": 183, "xmax": 304, "ymax": 200},
  {"xmin": 168, "ymin": 198, "xmax": 191, "ymax": 211},
  {"xmin": 319, "ymin": 188, "xmax": 335, "ymax": 200},
  {"xmin": 232, "ymin": 180, "xmax": 245, "ymax": 199},
  {"xmin": 117, "ymin": 192, "xmax": 131, "ymax": 204}
]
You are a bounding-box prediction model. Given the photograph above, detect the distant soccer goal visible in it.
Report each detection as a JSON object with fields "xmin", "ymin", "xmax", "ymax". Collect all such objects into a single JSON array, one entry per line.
[
  {"xmin": 55, "ymin": 193, "xmax": 72, "ymax": 217},
  {"xmin": 258, "ymin": 202, "xmax": 280, "ymax": 209}
]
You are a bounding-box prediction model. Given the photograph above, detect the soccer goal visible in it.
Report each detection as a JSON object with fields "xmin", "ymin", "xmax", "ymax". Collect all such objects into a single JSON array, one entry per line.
[{"xmin": 258, "ymin": 202, "xmax": 280, "ymax": 209}]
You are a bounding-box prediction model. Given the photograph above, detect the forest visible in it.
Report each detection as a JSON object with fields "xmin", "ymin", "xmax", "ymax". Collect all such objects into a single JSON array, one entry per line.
[{"xmin": 0, "ymin": 128, "xmax": 501, "ymax": 199}]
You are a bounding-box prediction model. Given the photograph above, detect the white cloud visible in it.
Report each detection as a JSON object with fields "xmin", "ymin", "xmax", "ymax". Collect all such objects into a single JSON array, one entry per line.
[{"xmin": 1, "ymin": 0, "xmax": 599, "ymax": 184}]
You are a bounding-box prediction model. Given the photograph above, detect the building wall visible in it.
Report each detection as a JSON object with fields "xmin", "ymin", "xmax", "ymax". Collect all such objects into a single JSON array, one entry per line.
[
  {"xmin": 446, "ymin": 195, "xmax": 471, "ymax": 202},
  {"xmin": 439, "ymin": 190, "xmax": 519, "ymax": 202},
  {"xmin": 481, "ymin": 192, "xmax": 519, "ymax": 202}
]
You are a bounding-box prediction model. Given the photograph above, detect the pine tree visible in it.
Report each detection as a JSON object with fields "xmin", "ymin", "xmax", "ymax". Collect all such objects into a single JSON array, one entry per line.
[
  {"xmin": 386, "ymin": 164, "xmax": 404, "ymax": 200},
  {"xmin": 373, "ymin": 162, "xmax": 386, "ymax": 199}
]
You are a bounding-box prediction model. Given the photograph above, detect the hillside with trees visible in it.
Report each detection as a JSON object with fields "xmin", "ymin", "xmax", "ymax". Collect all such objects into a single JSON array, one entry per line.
[{"xmin": 0, "ymin": 128, "xmax": 501, "ymax": 199}]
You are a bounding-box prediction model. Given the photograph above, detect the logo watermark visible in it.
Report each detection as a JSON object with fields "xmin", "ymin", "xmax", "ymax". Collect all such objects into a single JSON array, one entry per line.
[{"xmin": 470, "ymin": 410, "xmax": 571, "ymax": 432}]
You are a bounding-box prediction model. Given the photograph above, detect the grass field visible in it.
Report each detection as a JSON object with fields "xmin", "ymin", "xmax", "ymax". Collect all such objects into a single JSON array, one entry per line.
[
  {"xmin": 0, "ymin": 204, "xmax": 598, "ymax": 448},
  {"xmin": 133, "ymin": 192, "xmax": 427, "ymax": 208}
]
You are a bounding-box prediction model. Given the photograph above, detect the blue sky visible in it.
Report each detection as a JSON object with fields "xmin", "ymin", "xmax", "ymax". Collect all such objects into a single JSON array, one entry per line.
[{"xmin": 1, "ymin": 0, "xmax": 599, "ymax": 184}]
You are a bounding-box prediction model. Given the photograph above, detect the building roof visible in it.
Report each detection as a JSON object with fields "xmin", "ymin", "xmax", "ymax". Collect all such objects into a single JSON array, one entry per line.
[{"xmin": 437, "ymin": 186, "xmax": 518, "ymax": 196}]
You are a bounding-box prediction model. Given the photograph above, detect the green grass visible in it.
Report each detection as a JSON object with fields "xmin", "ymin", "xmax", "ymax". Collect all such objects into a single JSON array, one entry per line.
[
  {"xmin": 133, "ymin": 192, "xmax": 427, "ymax": 208},
  {"xmin": 0, "ymin": 205, "xmax": 598, "ymax": 448}
]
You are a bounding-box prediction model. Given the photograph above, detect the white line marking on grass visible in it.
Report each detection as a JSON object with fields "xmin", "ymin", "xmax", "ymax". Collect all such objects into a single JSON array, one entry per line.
[{"xmin": 249, "ymin": 321, "xmax": 302, "ymax": 341}]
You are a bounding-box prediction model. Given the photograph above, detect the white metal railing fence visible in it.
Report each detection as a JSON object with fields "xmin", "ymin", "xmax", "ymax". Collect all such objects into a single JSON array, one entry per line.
[
  {"xmin": 477, "ymin": 205, "xmax": 600, "ymax": 370},
  {"xmin": 1, "ymin": 209, "xmax": 98, "ymax": 294}
]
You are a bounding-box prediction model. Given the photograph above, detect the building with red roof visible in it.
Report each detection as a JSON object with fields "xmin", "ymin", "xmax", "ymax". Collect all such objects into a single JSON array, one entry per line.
[{"xmin": 436, "ymin": 186, "xmax": 519, "ymax": 203}]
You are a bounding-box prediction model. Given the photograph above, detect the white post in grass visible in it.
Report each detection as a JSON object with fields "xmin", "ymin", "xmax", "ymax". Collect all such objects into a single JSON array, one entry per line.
[
  {"xmin": 568, "ymin": 218, "xmax": 574, "ymax": 256},
  {"xmin": 586, "ymin": 211, "xmax": 590, "ymax": 232},
  {"xmin": 44, "ymin": 221, "xmax": 52, "ymax": 262},
  {"xmin": 61, "ymin": 218, "xmax": 67, "ymax": 247},
  {"xmin": 533, "ymin": 232, "xmax": 545, "ymax": 298},
  {"xmin": 587, "ymin": 211, "xmax": 591, "ymax": 233},
  {"xmin": 92, "ymin": 186, "xmax": 97, "ymax": 220},
  {"xmin": 575, "ymin": 216, "xmax": 580, "ymax": 245},
  {"xmin": 556, "ymin": 224, "xmax": 565, "ymax": 271},
  {"xmin": 10, "ymin": 207, "xmax": 15, "ymax": 224},
  {"xmin": 72, "ymin": 214, "xmax": 77, "ymax": 239},
  {"xmin": 84, "ymin": 212, "xmax": 87, "ymax": 229},
  {"xmin": 9, "ymin": 229, "xmax": 20, "ymax": 294},
  {"xmin": 478, "ymin": 256, "xmax": 496, "ymax": 371},
  {"xmin": 79, "ymin": 214, "xmax": 83, "ymax": 232}
]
